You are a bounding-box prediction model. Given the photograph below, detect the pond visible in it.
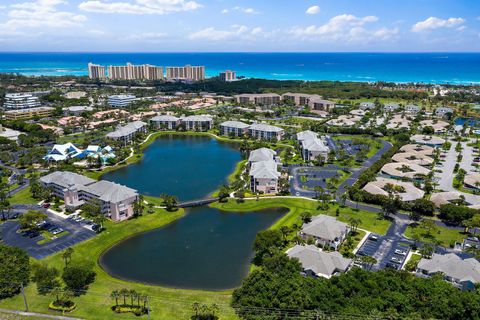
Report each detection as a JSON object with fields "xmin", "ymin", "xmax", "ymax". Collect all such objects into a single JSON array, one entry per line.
[
  {"xmin": 455, "ymin": 117, "xmax": 480, "ymax": 127},
  {"xmin": 101, "ymin": 134, "xmax": 242, "ymax": 201},
  {"xmin": 99, "ymin": 206, "xmax": 287, "ymax": 290}
]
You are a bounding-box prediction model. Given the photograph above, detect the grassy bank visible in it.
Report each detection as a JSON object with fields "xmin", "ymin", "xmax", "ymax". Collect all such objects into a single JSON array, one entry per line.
[
  {"xmin": 9, "ymin": 186, "xmax": 37, "ymax": 205},
  {"xmin": 404, "ymin": 224, "xmax": 465, "ymax": 248},
  {"xmin": 0, "ymin": 208, "xmax": 239, "ymax": 320},
  {"xmin": 211, "ymin": 198, "xmax": 391, "ymax": 235}
]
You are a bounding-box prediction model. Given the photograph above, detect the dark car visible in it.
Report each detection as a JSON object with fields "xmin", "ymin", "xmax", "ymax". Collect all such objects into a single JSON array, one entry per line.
[
  {"xmin": 42, "ymin": 203, "xmax": 51, "ymax": 208},
  {"xmin": 386, "ymin": 262, "xmax": 401, "ymax": 270},
  {"xmin": 28, "ymin": 230, "xmax": 40, "ymax": 238}
]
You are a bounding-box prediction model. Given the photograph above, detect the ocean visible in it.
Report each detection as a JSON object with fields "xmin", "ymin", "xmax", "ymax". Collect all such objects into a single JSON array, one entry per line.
[{"xmin": 0, "ymin": 52, "xmax": 479, "ymax": 84}]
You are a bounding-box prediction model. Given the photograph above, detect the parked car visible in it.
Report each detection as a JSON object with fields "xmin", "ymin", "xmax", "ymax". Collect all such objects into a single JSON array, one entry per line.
[
  {"xmin": 42, "ymin": 203, "xmax": 51, "ymax": 208},
  {"xmin": 390, "ymin": 256, "xmax": 403, "ymax": 264},
  {"xmin": 92, "ymin": 224, "xmax": 101, "ymax": 232},
  {"xmin": 395, "ymin": 249, "xmax": 408, "ymax": 256},
  {"xmin": 51, "ymin": 228, "xmax": 64, "ymax": 235},
  {"xmin": 369, "ymin": 235, "xmax": 379, "ymax": 241},
  {"xmin": 386, "ymin": 262, "xmax": 401, "ymax": 270}
]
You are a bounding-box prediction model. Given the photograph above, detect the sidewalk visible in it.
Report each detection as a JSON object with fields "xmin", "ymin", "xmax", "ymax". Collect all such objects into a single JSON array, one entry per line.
[{"xmin": 0, "ymin": 308, "xmax": 83, "ymax": 320}]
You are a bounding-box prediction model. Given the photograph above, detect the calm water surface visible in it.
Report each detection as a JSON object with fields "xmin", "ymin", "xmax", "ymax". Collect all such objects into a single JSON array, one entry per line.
[
  {"xmin": 99, "ymin": 206, "xmax": 286, "ymax": 290},
  {"xmin": 102, "ymin": 134, "xmax": 241, "ymax": 201}
]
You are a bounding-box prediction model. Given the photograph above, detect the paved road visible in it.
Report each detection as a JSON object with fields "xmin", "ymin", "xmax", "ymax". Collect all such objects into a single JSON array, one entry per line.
[{"xmin": 1, "ymin": 206, "xmax": 96, "ymax": 259}]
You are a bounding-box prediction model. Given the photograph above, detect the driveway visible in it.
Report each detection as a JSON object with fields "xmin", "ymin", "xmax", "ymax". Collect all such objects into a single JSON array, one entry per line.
[{"xmin": 1, "ymin": 206, "xmax": 96, "ymax": 259}]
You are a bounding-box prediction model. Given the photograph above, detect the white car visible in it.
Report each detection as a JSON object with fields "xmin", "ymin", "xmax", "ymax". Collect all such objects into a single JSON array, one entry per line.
[
  {"xmin": 51, "ymin": 228, "xmax": 64, "ymax": 235},
  {"xmin": 395, "ymin": 249, "xmax": 407, "ymax": 256}
]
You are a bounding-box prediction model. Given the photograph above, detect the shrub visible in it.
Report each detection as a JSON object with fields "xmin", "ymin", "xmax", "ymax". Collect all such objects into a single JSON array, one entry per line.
[
  {"xmin": 111, "ymin": 305, "xmax": 147, "ymax": 316},
  {"xmin": 49, "ymin": 300, "xmax": 76, "ymax": 313}
]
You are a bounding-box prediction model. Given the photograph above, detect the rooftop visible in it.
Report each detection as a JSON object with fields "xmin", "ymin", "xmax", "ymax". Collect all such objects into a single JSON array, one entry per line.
[{"xmin": 301, "ymin": 215, "xmax": 348, "ymax": 242}]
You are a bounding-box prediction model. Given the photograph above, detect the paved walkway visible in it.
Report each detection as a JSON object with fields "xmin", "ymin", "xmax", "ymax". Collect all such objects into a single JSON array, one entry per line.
[{"xmin": 0, "ymin": 308, "xmax": 83, "ymax": 319}]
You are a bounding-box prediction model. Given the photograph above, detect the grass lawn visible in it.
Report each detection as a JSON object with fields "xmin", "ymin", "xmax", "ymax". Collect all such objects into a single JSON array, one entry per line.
[
  {"xmin": 210, "ymin": 198, "xmax": 391, "ymax": 235},
  {"xmin": 37, "ymin": 230, "xmax": 69, "ymax": 245},
  {"xmin": 339, "ymin": 230, "xmax": 366, "ymax": 257},
  {"xmin": 0, "ymin": 208, "xmax": 239, "ymax": 320},
  {"xmin": 9, "ymin": 187, "xmax": 38, "ymax": 205},
  {"xmin": 404, "ymin": 224, "xmax": 465, "ymax": 248}
]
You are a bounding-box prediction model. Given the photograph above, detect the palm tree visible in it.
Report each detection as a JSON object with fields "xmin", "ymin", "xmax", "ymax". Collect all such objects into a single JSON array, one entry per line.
[
  {"xmin": 120, "ymin": 288, "xmax": 129, "ymax": 306},
  {"xmin": 349, "ymin": 218, "xmax": 362, "ymax": 234},
  {"xmin": 360, "ymin": 255, "xmax": 377, "ymax": 271},
  {"xmin": 279, "ymin": 226, "xmax": 291, "ymax": 243},
  {"xmin": 192, "ymin": 302, "xmax": 200, "ymax": 318},
  {"xmin": 51, "ymin": 286, "xmax": 62, "ymax": 303},
  {"xmin": 211, "ymin": 303, "xmax": 219, "ymax": 318},
  {"xmin": 62, "ymin": 247, "xmax": 74, "ymax": 268},
  {"xmin": 110, "ymin": 290, "xmax": 119, "ymax": 306},
  {"xmin": 129, "ymin": 289, "xmax": 137, "ymax": 306}
]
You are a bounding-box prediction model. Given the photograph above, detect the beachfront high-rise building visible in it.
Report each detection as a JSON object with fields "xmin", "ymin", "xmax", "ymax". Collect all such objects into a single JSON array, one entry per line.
[
  {"xmin": 219, "ymin": 70, "xmax": 236, "ymax": 82},
  {"xmin": 166, "ymin": 65, "xmax": 205, "ymax": 82},
  {"xmin": 88, "ymin": 63, "xmax": 106, "ymax": 80},
  {"xmin": 107, "ymin": 63, "xmax": 164, "ymax": 81}
]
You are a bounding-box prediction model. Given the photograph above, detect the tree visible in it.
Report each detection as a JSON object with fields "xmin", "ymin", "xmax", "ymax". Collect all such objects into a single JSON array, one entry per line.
[
  {"xmin": 62, "ymin": 247, "xmax": 74, "ymax": 268},
  {"xmin": 110, "ymin": 290, "xmax": 120, "ymax": 306},
  {"xmin": 340, "ymin": 192, "xmax": 348, "ymax": 207},
  {"xmin": 32, "ymin": 264, "xmax": 60, "ymax": 295},
  {"xmin": 161, "ymin": 194, "xmax": 178, "ymax": 211},
  {"xmin": 300, "ymin": 211, "xmax": 312, "ymax": 224},
  {"xmin": 81, "ymin": 198, "xmax": 102, "ymax": 218},
  {"xmin": 218, "ymin": 185, "xmax": 230, "ymax": 202},
  {"xmin": 348, "ymin": 217, "xmax": 362, "ymax": 234},
  {"xmin": 252, "ymin": 230, "xmax": 283, "ymax": 265},
  {"xmin": 18, "ymin": 210, "xmax": 47, "ymax": 230},
  {"xmin": 62, "ymin": 264, "xmax": 96, "ymax": 293},
  {"xmin": 359, "ymin": 255, "xmax": 377, "ymax": 271},
  {"xmin": 411, "ymin": 199, "xmax": 435, "ymax": 217},
  {"xmin": 0, "ymin": 245, "xmax": 30, "ymax": 298}
]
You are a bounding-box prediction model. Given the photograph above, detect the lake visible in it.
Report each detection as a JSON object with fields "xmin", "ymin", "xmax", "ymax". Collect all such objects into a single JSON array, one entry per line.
[
  {"xmin": 102, "ymin": 134, "xmax": 242, "ymax": 201},
  {"xmin": 99, "ymin": 206, "xmax": 286, "ymax": 290}
]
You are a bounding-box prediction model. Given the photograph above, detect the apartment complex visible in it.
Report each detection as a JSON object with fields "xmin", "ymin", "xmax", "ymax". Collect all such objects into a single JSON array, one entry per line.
[
  {"xmin": 40, "ymin": 171, "xmax": 138, "ymax": 221},
  {"xmin": 248, "ymin": 148, "xmax": 280, "ymax": 195},
  {"xmin": 219, "ymin": 70, "xmax": 237, "ymax": 82},
  {"xmin": 166, "ymin": 65, "xmax": 205, "ymax": 82},
  {"xmin": 296, "ymin": 130, "xmax": 330, "ymax": 161},
  {"xmin": 106, "ymin": 121, "xmax": 147, "ymax": 143},
  {"xmin": 88, "ymin": 63, "xmax": 106, "ymax": 80},
  {"xmin": 108, "ymin": 63, "xmax": 164, "ymax": 81},
  {"xmin": 234, "ymin": 93, "xmax": 281, "ymax": 107},
  {"xmin": 219, "ymin": 120, "xmax": 250, "ymax": 136},
  {"xmin": 3, "ymin": 93, "xmax": 41, "ymax": 109},
  {"xmin": 248, "ymin": 123, "xmax": 285, "ymax": 141}
]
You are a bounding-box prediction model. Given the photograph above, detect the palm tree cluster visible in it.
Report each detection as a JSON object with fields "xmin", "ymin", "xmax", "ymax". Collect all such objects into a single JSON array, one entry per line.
[{"xmin": 110, "ymin": 288, "xmax": 148, "ymax": 315}]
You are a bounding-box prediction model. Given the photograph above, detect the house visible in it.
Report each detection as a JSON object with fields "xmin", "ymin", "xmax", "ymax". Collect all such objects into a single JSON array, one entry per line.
[
  {"xmin": 106, "ymin": 121, "xmax": 147, "ymax": 143},
  {"xmin": 219, "ymin": 121, "xmax": 250, "ymax": 137},
  {"xmin": 286, "ymin": 244, "xmax": 352, "ymax": 279},
  {"xmin": 435, "ymin": 107, "xmax": 453, "ymax": 118},
  {"xmin": 150, "ymin": 115, "xmax": 180, "ymax": 130},
  {"xmin": 297, "ymin": 131, "xmax": 329, "ymax": 161},
  {"xmin": 44, "ymin": 143, "xmax": 84, "ymax": 162},
  {"xmin": 299, "ymin": 215, "xmax": 350, "ymax": 250},
  {"xmin": 464, "ymin": 173, "xmax": 480, "ymax": 190},
  {"xmin": 411, "ymin": 134, "xmax": 446, "ymax": 146},
  {"xmin": 181, "ymin": 115, "xmax": 213, "ymax": 131},
  {"xmin": 248, "ymin": 148, "xmax": 277, "ymax": 165},
  {"xmin": 362, "ymin": 177, "xmax": 424, "ymax": 201},
  {"xmin": 40, "ymin": 171, "xmax": 138, "ymax": 221},
  {"xmin": 405, "ymin": 104, "xmax": 421, "ymax": 114},
  {"xmin": 84, "ymin": 145, "xmax": 116, "ymax": 164},
  {"xmin": 359, "ymin": 102, "xmax": 375, "ymax": 110},
  {"xmin": 380, "ymin": 162, "xmax": 430, "ymax": 179},
  {"xmin": 310, "ymin": 99, "xmax": 335, "ymax": 111},
  {"xmin": 384, "ymin": 103, "xmax": 400, "ymax": 112},
  {"xmin": 419, "ymin": 120, "xmax": 450, "ymax": 134},
  {"xmin": 416, "ymin": 253, "xmax": 480, "ymax": 290},
  {"xmin": 249, "ymin": 160, "xmax": 280, "ymax": 194},
  {"xmin": 248, "ymin": 123, "xmax": 284, "ymax": 141}
]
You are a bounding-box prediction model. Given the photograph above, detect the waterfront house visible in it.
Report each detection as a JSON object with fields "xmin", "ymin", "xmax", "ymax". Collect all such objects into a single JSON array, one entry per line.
[
  {"xmin": 249, "ymin": 160, "xmax": 280, "ymax": 194},
  {"xmin": 248, "ymin": 123, "xmax": 284, "ymax": 141},
  {"xmin": 106, "ymin": 120, "xmax": 147, "ymax": 143},
  {"xmin": 296, "ymin": 130, "xmax": 329, "ymax": 161},
  {"xmin": 150, "ymin": 115, "xmax": 180, "ymax": 130},
  {"xmin": 40, "ymin": 171, "xmax": 138, "ymax": 221},
  {"xmin": 435, "ymin": 107, "xmax": 454, "ymax": 118},
  {"xmin": 286, "ymin": 244, "xmax": 352, "ymax": 279},
  {"xmin": 219, "ymin": 120, "xmax": 250, "ymax": 137},
  {"xmin": 181, "ymin": 115, "xmax": 213, "ymax": 131},
  {"xmin": 44, "ymin": 143, "xmax": 84, "ymax": 162},
  {"xmin": 416, "ymin": 253, "xmax": 480, "ymax": 290},
  {"xmin": 299, "ymin": 215, "xmax": 350, "ymax": 250}
]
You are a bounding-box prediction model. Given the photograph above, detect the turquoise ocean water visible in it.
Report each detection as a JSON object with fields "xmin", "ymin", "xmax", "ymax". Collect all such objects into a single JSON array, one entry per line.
[{"xmin": 0, "ymin": 52, "xmax": 479, "ymax": 84}]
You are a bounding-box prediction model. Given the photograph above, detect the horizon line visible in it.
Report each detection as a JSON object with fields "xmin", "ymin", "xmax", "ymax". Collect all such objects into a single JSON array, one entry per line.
[{"xmin": 1, "ymin": 51, "xmax": 480, "ymax": 54}]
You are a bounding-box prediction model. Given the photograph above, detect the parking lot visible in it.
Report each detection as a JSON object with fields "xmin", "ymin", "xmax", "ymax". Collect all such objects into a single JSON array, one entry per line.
[
  {"xmin": 357, "ymin": 233, "xmax": 411, "ymax": 270},
  {"xmin": 0, "ymin": 208, "xmax": 97, "ymax": 259},
  {"xmin": 290, "ymin": 165, "xmax": 342, "ymax": 197}
]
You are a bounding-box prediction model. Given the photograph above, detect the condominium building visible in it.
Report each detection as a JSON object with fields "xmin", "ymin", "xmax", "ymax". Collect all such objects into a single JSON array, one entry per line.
[
  {"xmin": 248, "ymin": 123, "xmax": 284, "ymax": 141},
  {"xmin": 107, "ymin": 63, "xmax": 164, "ymax": 81},
  {"xmin": 234, "ymin": 93, "xmax": 281, "ymax": 107},
  {"xmin": 219, "ymin": 70, "xmax": 237, "ymax": 82},
  {"xmin": 166, "ymin": 65, "xmax": 205, "ymax": 82},
  {"xmin": 88, "ymin": 63, "xmax": 106, "ymax": 80},
  {"xmin": 108, "ymin": 94, "xmax": 137, "ymax": 108},
  {"xmin": 3, "ymin": 93, "xmax": 41, "ymax": 109},
  {"xmin": 106, "ymin": 121, "xmax": 147, "ymax": 143},
  {"xmin": 150, "ymin": 115, "xmax": 180, "ymax": 130},
  {"xmin": 219, "ymin": 120, "xmax": 249, "ymax": 137},
  {"xmin": 181, "ymin": 115, "xmax": 213, "ymax": 131},
  {"xmin": 282, "ymin": 93, "xmax": 322, "ymax": 106},
  {"xmin": 40, "ymin": 171, "xmax": 138, "ymax": 221},
  {"xmin": 4, "ymin": 107, "xmax": 54, "ymax": 120},
  {"xmin": 297, "ymin": 131, "xmax": 330, "ymax": 161}
]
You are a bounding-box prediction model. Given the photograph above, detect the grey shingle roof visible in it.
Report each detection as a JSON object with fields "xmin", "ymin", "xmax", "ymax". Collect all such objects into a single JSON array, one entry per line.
[
  {"xmin": 249, "ymin": 123, "xmax": 284, "ymax": 133},
  {"xmin": 287, "ymin": 244, "xmax": 352, "ymax": 278},
  {"xmin": 151, "ymin": 115, "xmax": 179, "ymax": 122},
  {"xmin": 220, "ymin": 120, "xmax": 250, "ymax": 129},
  {"xmin": 40, "ymin": 171, "xmax": 95, "ymax": 189},
  {"xmin": 417, "ymin": 253, "xmax": 480, "ymax": 283},
  {"xmin": 302, "ymin": 138, "xmax": 329, "ymax": 153},
  {"xmin": 81, "ymin": 180, "xmax": 138, "ymax": 203},
  {"xmin": 250, "ymin": 160, "xmax": 280, "ymax": 179},
  {"xmin": 106, "ymin": 121, "xmax": 147, "ymax": 139},
  {"xmin": 296, "ymin": 130, "xmax": 318, "ymax": 141},
  {"xmin": 248, "ymin": 148, "xmax": 276, "ymax": 163},
  {"xmin": 301, "ymin": 215, "xmax": 348, "ymax": 241},
  {"xmin": 181, "ymin": 115, "xmax": 213, "ymax": 122}
]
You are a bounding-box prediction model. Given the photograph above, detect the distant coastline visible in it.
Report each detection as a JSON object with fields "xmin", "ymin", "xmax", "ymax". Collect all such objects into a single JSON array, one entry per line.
[{"xmin": 0, "ymin": 52, "xmax": 479, "ymax": 84}]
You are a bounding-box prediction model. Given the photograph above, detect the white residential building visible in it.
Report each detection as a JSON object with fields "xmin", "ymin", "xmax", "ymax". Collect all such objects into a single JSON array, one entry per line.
[
  {"xmin": 219, "ymin": 121, "xmax": 250, "ymax": 136},
  {"xmin": 150, "ymin": 115, "xmax": 180, "ymax": 130},
  {"xmin": 106, "ymin": 121, "xmax": 147, "ymax": 143},
  {"xmin": 300, "ymin": 215, "xmax": 350, "ymax": 250},
  {"xmin": 108, "ymin": 95, "xmax": 136, "ymax": 108},
  {"xmin": 248, "ymin": 123, "xmax": 284, "ymax": 141},
  {"xmin": 249, "ymin": 160, "xmax": 280, "ymax": 194},
  {"xmin": 3, "ymin": 93, "xmax": 41, "ymax": 109}
]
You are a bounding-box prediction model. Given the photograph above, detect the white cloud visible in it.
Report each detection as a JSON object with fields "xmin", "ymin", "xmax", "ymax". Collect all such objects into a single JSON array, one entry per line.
[
  {"xmin": 188, "ymin": 25, "xmax": 263, "ymax": 41},
  {"xmin": 222, "ymin": 6, "xmax": 258, "ymax": 15},
  {"xmin": 290, "ymin": 14, "xmax": 380, "ymax": 42},
  {"xmin": 79, "ymin": 0, "xmax": 202, "ymax": 15},
  {"xmin": 2, "ymin": 0, "xmax": 87, "ymax": 29},
  {"xmin": 125, "ymin": 32, "xmax": 167, "ymax": 42},
  {"xmin": 411, "ymin": 17, "xmax": 465, "ymax": 32},
  {"xmin": 305, "ymin": 5, "xmax": 320, "ymax": 15},
  {"xmin": 373, "ymin": 27, "xmax": 399, "ymax": 40}
]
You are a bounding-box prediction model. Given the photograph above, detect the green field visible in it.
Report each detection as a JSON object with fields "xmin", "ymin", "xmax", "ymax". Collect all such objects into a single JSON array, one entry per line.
[
  {"xmin": 404, "ymin": 224, "xmax": 465, "ymax": 248},
  {"xmin": 9, "ymin": 187, "xmax": 37, "ymax": 205}
]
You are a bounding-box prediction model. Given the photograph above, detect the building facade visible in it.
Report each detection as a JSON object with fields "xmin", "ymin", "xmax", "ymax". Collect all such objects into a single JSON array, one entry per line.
[
  {"xmin": 219, "ymin": 120, "xmax": 249, "ymax": 136},
  {"xmin": 3, "ymin": 93, "xmax": 41, "ymax": 109},
  {"xmin": 4, "ymin": 107, "xmax": 54, "ymax": 120},
  {"xmin": 107, "ymin": 63, "xmax": 164, "ymax": 81},
  {"xmin": 166, "ymin": 65, "xmax": 205, "ymax": 82},
  {"xmin": 248, "ymin": 123, "xmax": 284, "ymax": 141},
  {"xmin": 219, "ymin": 70, "xmax": 237, "ymax": 82},
  {"xmin": 181, "ymin": 115, "xmax": 213, "ymax": 131},
  {"xmin": 88, "ymin": 63, "xmax": 106, "ymax": 80},
  {"xmin": 108, "ymin": 95, "xmax": 136, "ymax": 108},
  {"xmin": 150, "ymin": 115, "xmax": 180, "ymax": 130}
]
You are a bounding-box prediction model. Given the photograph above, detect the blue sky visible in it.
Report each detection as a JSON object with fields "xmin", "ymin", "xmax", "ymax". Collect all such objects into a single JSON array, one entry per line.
[{"xmin": 0, "ymin": 0, "xmax": 479, "ymax": 51}]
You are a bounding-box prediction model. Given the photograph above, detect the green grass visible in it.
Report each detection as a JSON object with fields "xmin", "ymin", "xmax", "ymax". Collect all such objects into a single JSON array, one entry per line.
[
  {"xmin": 339, "ymin": 230, "xmax": 366, "ymax": 256},
  {"xmin": 37, "ymin": 230, "xmax": 69, "ymax": 245},
  {"xmin": 404, "ymin": 224, "xmax": 465, "ymax": 248},
  {"xmin": 9, "ymin": 187, "xmax": 38, "ymax": 205},
  {"xmin": 210, "ymin": 198, "xmax": 391, "ymax": 235},
  {"xmin": 0, "ymin": 208, "xmax": 239, "ymax": 320}
]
